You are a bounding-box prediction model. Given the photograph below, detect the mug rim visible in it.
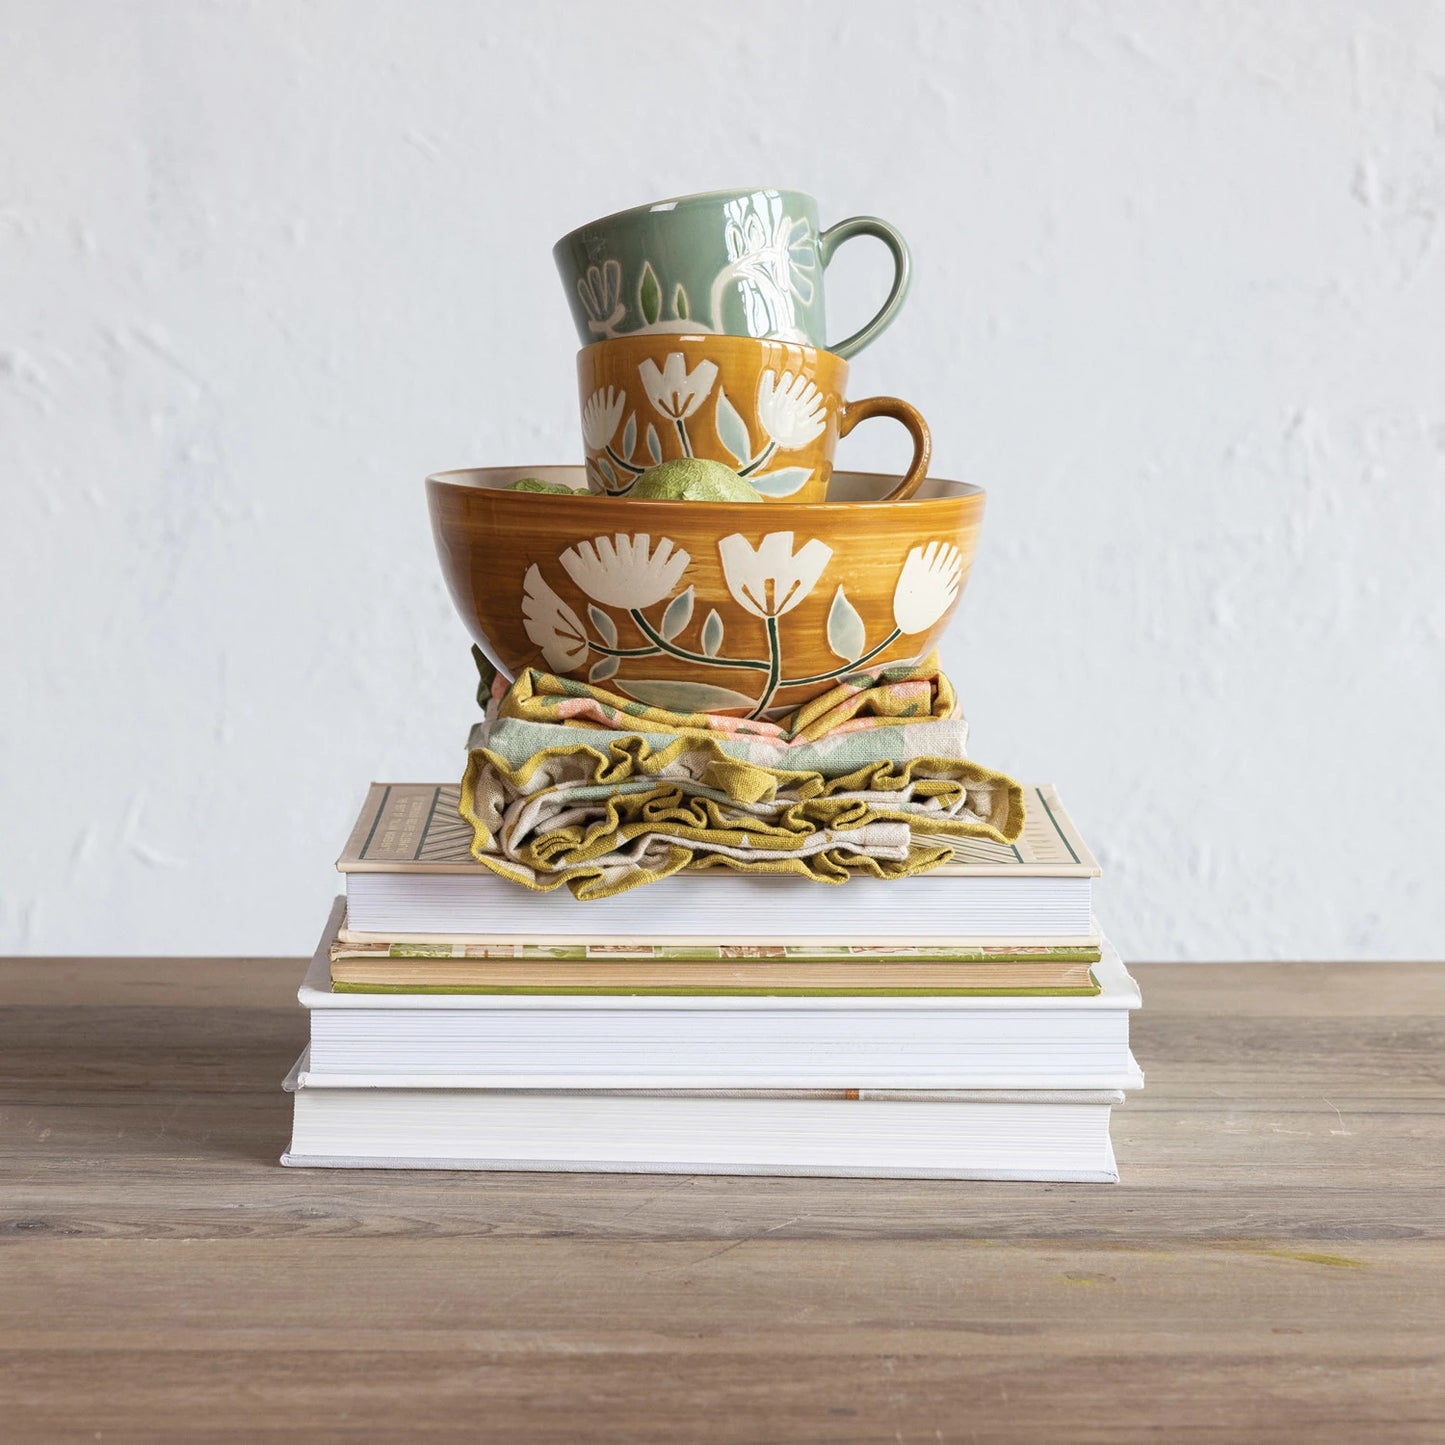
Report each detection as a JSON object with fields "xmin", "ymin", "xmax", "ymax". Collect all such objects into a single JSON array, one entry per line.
[
  {"xmin": 553, "ymin": 185, "xmax": 812, "ymax": 257},
  {"xmin": 426, "ymin": 466, "xmax": 982, "ymax": 510},
  {"xmin": 576, "ymin": 332, "xmax": 842, "ymax": 367}
]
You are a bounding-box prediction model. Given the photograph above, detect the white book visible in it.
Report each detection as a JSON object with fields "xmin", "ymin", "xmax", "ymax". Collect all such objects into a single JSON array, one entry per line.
[
  {"xmin": 298, "ymin": 903, "xmax": 1144, "ymax": 1090},
  {"xmin": 337, "ymin": 782, "xmax": 1099, "ymax": 939},
  {"xmin": 281, "ymin": 1062, "xmax": 1126, "ymax": 1182}
]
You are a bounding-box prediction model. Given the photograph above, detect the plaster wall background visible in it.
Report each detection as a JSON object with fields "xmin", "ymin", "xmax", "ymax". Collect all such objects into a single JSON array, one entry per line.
[{"xmin": 3, "ymin": 0, "xmax": 1442, "ymax": 958}]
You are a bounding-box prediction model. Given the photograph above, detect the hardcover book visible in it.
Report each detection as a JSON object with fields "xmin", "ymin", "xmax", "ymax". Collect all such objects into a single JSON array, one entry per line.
[
  {"xmin": 298, "ymin": 902, "xmax": 1143, "ymax": 1091},
  {"xmin": 335, "ymin": 783, "xmax": 1102, "ymax": 939},
  {"xmin": 281, "ymin": 1058, "xmax": 1127, "ymax": 1182}
]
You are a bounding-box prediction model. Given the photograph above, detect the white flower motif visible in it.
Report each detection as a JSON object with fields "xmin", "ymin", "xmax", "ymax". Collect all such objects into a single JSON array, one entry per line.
[
  {"xmin": 560, "ymin": 533, "xmax": 692, "ymax": 610},
  {"xmin": 718, "ymin": 531, "xmax": 833, "ymax": 619},
  {"xmin": 714, "ymin": 203, "xmax": 818, "ymax": 337},
  {"xmin": 581, "ymin": 386, "xmax": 626, "ymax": 450},
  {"xmin": 891, "ymin": 541, "xmax": 963, "ymax": 633},
  {"xmin": 521, "ymin": 564, "xmax": 589, "ymax": 672},
  {"xmin": 725, "ymin": 209, "xmax": 817, "ymax": 306},
  {"xmin": 639, "ymin": 353, "xmax": 719, "ymax": 421},
  {"xmin": 756, "ymin": 369, "xmax": 827, "ymax": 450},
  {"xmin": 577, "ymin": 260, "xmax": 625, "ymax": 336}
]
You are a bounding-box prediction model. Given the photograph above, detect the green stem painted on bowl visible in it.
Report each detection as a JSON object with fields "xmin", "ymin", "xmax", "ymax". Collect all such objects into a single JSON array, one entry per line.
[
  {"xmin": 745, "ymin": 616, "xmax": 783, "ymax": 720},
  {"xmin": 629, "ymin": 608, "xmax": 771, "ymax": 673},
  {"xmin": 780, "ymin": 628, "xmax": 903, "ymax": 688},
  {"xmin": 583, "ymin": 605, "xmax": 905, "ymax": 711},
  {"xmin": 590, "ymin": 641, "xmax": 662, "ymax": 660}
]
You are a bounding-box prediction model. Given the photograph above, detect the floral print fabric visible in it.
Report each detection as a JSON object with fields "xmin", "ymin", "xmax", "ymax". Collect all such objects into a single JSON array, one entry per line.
[{"xmin": 458, "ymin": 658, "xmax": 1024, "ymax": 900}]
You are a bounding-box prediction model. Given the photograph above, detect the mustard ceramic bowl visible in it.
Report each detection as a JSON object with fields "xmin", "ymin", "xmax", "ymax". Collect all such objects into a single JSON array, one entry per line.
[{"xmin": 427, "ymin": 467, "xmax": 985, "ymax": 719}]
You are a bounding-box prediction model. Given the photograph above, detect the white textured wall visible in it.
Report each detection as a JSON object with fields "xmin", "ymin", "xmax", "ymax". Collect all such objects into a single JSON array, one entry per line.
[{"xmin": 3, "ymin": 1, "xmax": 1442, "ymax": 959}]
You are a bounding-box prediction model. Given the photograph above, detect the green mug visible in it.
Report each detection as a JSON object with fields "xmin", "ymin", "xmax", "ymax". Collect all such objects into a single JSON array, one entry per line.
[{"xmin": 553, "ymin": 187, "xmax": 911, "ymax": 361}]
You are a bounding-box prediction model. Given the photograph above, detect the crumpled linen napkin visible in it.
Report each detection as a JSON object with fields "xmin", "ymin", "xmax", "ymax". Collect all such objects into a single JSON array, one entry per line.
[
  {"xmin": 460, "ymin": 681, "xmax": 1024, "ymax": 900},
  {"xmin": 479, "ymin": 654, "xmax": 971, "ymax": 777}
]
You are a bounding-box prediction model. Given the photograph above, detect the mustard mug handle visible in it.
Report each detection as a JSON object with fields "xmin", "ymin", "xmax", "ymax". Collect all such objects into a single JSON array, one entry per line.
[{"xmin": 837, "ymin": 396, "xmax": 932, "ymax": 502}]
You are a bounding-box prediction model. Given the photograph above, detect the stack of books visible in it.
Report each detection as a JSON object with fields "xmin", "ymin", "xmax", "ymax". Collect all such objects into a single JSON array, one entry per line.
[{"xmin": 282, "ymin": 782, "xmax": 1143, "ymax": 1180}]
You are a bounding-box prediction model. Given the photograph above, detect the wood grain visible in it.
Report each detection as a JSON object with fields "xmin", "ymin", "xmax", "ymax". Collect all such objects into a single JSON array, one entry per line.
[{"xmin": 0, "ymin": 958, "xmax": 1442, "ymax": 1441}]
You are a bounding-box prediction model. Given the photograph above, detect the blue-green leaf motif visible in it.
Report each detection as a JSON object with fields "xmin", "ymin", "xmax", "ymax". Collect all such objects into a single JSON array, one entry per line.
[
  {"xmin": 621, "ymin": 412, "xmax": 636, "ymax": 461},
  {"xmin": 587, "ymin": 605, "xmax": 618, "ymax": 648},
  {"xmin": 646, "ymin": 423, "xmax": 662, "ymax": 464},
  {"xmin": 596, "ymin": 455, "xmax": 618, "ymax": 487},
  {"xmin": 586, "ymin": 460, "xmax": 613, "ymax": 492},
  {"xmin": 701, "ymin": 608, "xmax": 724, "ymax": 657},
  {"xmin": 748, "ymin": 466, "xmax": 812, "ymax": 498},
  {"xmin": 659, "ymin": 586, "xmax": 694, "ymax": 641},
  {"xmin": 639, "ymin": 262, "xmax": 661, "ymax": 325},
  {"xmin": 715, "ymin": 389, "xmax": 751, "ymax": 466},
  {"xmin": 826, "ymin": 585, "xmax": 866, "ymax": 662},
  {"xmin": 615, "ymin": 677, "xmax": 759, "ymax": 713},
  {"xmin": 589, "ymin": 654, "xmax": 620, "ymax": 683}
]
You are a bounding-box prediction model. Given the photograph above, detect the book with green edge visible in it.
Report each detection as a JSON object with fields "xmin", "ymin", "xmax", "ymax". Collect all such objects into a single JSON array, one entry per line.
[
  {"xmin": 326, "ymin": 929, "xmax": 1101, "ymax": 996},
  {"xmin": 331, "ymin": 938, "xmax": 1102, "ymax": 964},
  {"xmin": 330, "ymin": 979, "xmax": 1099, "ymax": 998}
]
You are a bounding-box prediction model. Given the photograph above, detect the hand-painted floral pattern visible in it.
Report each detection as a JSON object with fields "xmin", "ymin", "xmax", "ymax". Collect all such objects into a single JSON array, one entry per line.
[
  {"xmin": 891, "ymin": 542, "xmax": 963, "ymax": 633},
  {"xmin": 522, "ymin": 529, "xmax": 963, "ymax": 720},
  {"xmin": 588, "ymin": 360, "xmax": 823, "ymax": 497},
  {"xmin": 755, "ymin": 370, "xmax": 827, "ymax": 450},
  {"xmin": 560, "ymin": 534, "xmax": 691, "ymax": 610},
  {"xmin": 638, "ymin": 352, "xmax": 719, "ymax": 459},
  {"xmin": 576, "ymin": 261, "xmax": 625, "ymax": 337},
  {"xmin": 716, "ymin": 198, "xmax": 817, "ymax": 340},
  {"xmin": 718, "ymin": 532, "xmax": 833, "ymax": 619},
  {"xmin": 581, "ymin": 386, "xmax": 626, "ymax": 450},
  {"xmin": 574, "ymin": 201, "xmax": 817, "ymax": 344},
  {"xmin": 521, "ymin": 565, "xmax": 589, "ymax": 673},
  {"xmin": 639, "ymin": 353, "xmax": 718, "ymax": 422},
  {"xmin": 726, "ymin": 207, "xmax": 816, "ymax": 298}
]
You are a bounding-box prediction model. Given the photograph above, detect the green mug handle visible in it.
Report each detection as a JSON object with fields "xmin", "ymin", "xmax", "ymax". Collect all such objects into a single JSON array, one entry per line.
[{"xmin": 818, "ymin": 216, "xmax": 912, "ymax": 361}]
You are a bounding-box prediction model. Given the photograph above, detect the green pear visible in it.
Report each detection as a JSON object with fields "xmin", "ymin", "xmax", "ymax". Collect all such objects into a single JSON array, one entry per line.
[
  {"xmin": 630, "ymin": 458, "xmax": 762, "ymax": 502},
  {"xmin": 507, "ymin": 477, "xmax": 574, "ymax": 494}
]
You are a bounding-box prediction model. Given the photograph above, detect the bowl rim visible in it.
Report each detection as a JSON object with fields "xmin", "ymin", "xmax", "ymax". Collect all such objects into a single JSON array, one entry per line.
[{"xmin": 426, "ymin": 467, "xmax": 984, "ymax": 511}]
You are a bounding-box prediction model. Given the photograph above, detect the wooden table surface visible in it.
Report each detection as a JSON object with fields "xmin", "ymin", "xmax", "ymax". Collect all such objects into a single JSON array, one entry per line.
[{"xmin": 0, "ymin": 958, "xmax": 1441, "ymax": 1442}]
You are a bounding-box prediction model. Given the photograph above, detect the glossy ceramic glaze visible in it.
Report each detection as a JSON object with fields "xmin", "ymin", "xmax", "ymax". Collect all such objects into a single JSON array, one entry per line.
[
  {"xmin": 576, "ymin": 334, "xmax": 930, "ymax": 503},
  {"xmin": 427, "ymin": 466, "xmax": 984, "ymax": 719},
  {"xmin": 553, "ymin": 187, "xmax": 910, "ymax": 360}
]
